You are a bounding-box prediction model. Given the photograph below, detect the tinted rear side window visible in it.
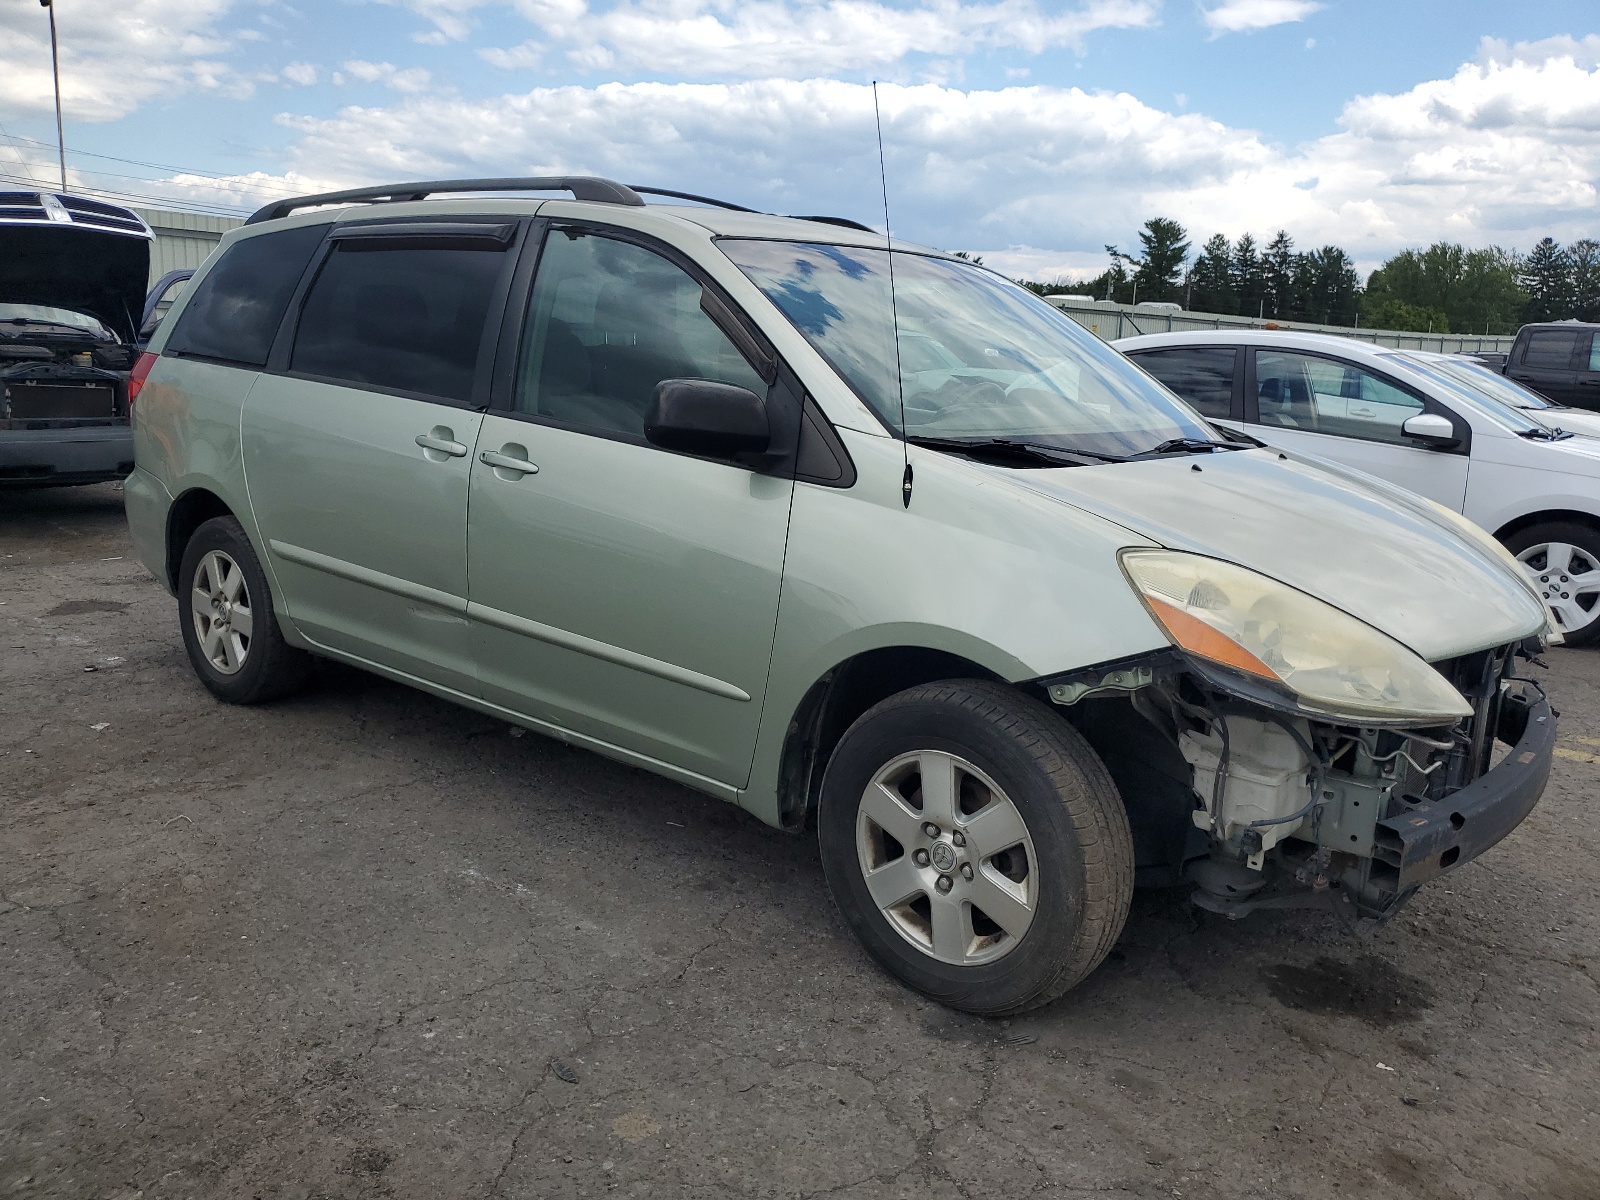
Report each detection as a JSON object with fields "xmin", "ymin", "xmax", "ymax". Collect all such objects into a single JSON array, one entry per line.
[
  {"xmin": 290, "ymin": 242, "xmax": 509, "ymax": 403},
  {"xmin": 1522, "ymin": 329, "xmax": 1581, "ymax": 369},
  {"xmin": 1126, "ymin": 346, "xmax": 1237, "ymax": 419},
  {"xmin": 165, "ymin": 224, "xmax": 328, "ymax": 366}
]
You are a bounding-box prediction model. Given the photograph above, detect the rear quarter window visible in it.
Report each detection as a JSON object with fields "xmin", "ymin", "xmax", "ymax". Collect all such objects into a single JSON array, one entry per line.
[{"xmin": 164, "ymin": 224, "xmax": 329, "ymax": 366}]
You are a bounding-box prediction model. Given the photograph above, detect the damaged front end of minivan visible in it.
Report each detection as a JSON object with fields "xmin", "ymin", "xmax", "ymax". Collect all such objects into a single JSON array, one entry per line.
[{"xmin": 1043, "ymin": 549, "xmax": 1557, "ymax": 928}]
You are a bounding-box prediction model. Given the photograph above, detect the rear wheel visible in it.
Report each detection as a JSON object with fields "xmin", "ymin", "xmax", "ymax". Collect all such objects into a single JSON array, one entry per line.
[
  {"xmin": 178, "ymin": 516, "xmax": 309, "ymax": 703},
  {"xmin": 1505, "ymin": 521, "xmax": 1600, "ymax": 647},
  {"xmin": 817, "ymin": 680, "xmax": 1134, "ymax": 1015}
]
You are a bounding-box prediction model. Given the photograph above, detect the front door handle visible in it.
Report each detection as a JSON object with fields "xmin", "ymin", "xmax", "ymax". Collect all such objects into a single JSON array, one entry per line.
[
  {"xmin": 416, "ymin": 429, "xmax": 468, "ymax": 458},
  {"xmin": 481, "ymin": 447, "xmax": 539, "ymax": 476}
]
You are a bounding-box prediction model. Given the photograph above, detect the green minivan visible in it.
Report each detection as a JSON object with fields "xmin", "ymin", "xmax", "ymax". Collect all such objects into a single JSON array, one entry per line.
[{"xmin": 126, "ymin": 177, "xmax": 1557, "ymax": 1014}]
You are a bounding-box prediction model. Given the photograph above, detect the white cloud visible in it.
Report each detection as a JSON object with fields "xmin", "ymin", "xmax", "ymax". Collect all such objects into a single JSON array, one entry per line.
[
  {"xmin": 1201, "ymin": 0, "xmax": 1320, "ymax": 36},
  {"xmin": 477, "ymin": 0, "xmax": 1160, "ymax": 76},
  {"xmin": 1477, "ymin": 33, "xmax": 1600, "ymax": 71},
  {"xmin": 336, "ymin": 61, "xmax": 436, "ymax": 92},
  {"xmin": 282, "ymin": 62, "xmax": 319, "ymax": 86},
  {"xmin": 247, "ymin": 42, "xmax": 1600, "ymax": 273},
  {"xmin": 0, "ymin": 0, "xmax": 248, "ymax": 122}
]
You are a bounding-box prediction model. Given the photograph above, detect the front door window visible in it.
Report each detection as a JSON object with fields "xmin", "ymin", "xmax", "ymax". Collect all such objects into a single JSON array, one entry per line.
[
  {"xmin": 516, "ymin": 229, "xmax": 767, "ymax": 438},
  {"xmin": 1256, "ymin": 350, "xmax": 1424, "ymax": 445}
]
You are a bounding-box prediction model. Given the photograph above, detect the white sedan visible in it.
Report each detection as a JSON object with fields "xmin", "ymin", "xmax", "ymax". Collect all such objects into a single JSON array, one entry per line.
[{"xmin": 1114, "ymin": 329, "xmax": 1600, "ymax": 645}]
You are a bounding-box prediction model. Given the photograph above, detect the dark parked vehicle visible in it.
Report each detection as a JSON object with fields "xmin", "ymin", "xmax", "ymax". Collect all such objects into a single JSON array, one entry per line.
[
  {"xmin": 0, "ymin": 190, "xmax": 152, "ymax": 488},
  {"xmin": 1503, "ymin": 322, "xmax": 1600, "ymax": 410},
  {"xmin": 138, "ymin": 269, "xmax": 194, "ymax": 347}
]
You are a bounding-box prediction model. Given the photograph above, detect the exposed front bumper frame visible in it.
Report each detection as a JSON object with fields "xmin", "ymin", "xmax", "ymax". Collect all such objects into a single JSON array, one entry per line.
[{"xmin": 1367, "ymin": 678, "xmax": 1554, "ymax": 903}]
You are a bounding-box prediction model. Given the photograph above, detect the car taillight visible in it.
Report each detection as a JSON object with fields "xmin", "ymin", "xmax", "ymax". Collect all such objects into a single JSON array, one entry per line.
[{"xmin": 128, "ymin": 352, "xmax": 158, "ymax": 410}]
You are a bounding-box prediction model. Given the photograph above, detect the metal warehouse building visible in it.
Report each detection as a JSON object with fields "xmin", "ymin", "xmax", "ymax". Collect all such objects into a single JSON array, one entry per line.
[{"xmin": 130, "ymin": 206, "xmax": 242, "ymax": 284}]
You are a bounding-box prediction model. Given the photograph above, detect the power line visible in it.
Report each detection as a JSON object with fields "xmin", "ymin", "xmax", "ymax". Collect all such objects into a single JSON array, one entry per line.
[
  {"xmin": 3, "ymin": 130, "xmax": 293, "ymax": 191},
  {"xmin": 0, "ymin": 170, "xmax": 256, "ymax": 218},
  {"xmin": 0, "ymin": 122, "xmax": 49, "ymax": 187}
]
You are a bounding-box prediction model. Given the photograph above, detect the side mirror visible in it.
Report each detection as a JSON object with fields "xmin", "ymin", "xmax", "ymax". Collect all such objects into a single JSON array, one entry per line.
[
  {"xmin": 1401, "ymin": 412, "xmax": 1460, "ymax": 448},
  {"xmin": 645, "ymin": 379, "xmax": 769, "ymax": 459}
]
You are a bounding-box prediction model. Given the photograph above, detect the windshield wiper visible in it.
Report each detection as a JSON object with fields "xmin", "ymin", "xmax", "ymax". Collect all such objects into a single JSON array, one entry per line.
[
  {"xmin": 905, "ymin": 435, "xmax": 1126, "ymax": 466},
  {"xmin": 1142, "ymin": 437, "xmax": 1236, "ymax": 457},
  {"xmin": 1517, "ymin": 426, "xmax": 1574, "ymax": 441}
]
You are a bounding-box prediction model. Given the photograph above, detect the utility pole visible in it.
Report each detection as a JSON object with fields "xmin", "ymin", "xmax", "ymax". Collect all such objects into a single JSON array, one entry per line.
[{"xmin": 41, "ymin": 0, "xmax": 66, "ymax": 190}]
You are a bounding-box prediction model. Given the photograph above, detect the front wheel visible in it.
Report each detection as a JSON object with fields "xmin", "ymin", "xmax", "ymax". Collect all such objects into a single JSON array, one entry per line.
[
  {"xmin": 817, "ymin": 680, "xmax": 1134, "ymax": 1016},
  {"xmin": 1505, "ymin": 521, "xmax": 1600, "ymax": 647}
]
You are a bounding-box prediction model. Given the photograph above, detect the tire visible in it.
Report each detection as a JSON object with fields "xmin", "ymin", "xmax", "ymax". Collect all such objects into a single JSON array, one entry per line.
[
  {"xmin": 817, "ymin": 679, "xmax": 1134, "ymax": 1016},
  {"xmin": 1503, "ymin": 521, "xmax": 1600, "ymax": 648},
  {"xmin": 177, "ymin": 515, "xmax": 310, "ymax": 704}
]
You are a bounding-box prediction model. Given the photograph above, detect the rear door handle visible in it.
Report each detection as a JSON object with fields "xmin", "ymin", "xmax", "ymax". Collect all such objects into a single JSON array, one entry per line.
[
  {"xmin": 416, "ymin": 431, "xmax": 468, "ymax": 458},
  {"xmin": 480, "ymin": 448, "xmax": 539, "ymax": 476}
]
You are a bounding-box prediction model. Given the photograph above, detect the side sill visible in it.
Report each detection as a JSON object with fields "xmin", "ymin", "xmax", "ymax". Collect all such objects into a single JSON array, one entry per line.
[{"xmin": 295, "ymin": 635, "xmax": 745, "ymax": 805}]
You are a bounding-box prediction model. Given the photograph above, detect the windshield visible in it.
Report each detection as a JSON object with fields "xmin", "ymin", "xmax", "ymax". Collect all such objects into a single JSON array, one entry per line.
[
  {"xmin": 1411, "ymin": 353, "xmax": 1553, "ymax": 410},
  {"xmin": 0, "ymin": 303, "xmax": 113, "ymax": 338},
  {"xmin": 1389, "ymin": 352, "xmax": 1558, "ymax": 435},
  {"xmin": 719, "ymin": 240, "xmax": 1221, "ymax": 458}
]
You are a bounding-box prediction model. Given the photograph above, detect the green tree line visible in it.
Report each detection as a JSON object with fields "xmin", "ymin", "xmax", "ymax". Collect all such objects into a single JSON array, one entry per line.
[{"xmin": 1009, "ymin": 219, "xmax": 1600, "ymax": 335}]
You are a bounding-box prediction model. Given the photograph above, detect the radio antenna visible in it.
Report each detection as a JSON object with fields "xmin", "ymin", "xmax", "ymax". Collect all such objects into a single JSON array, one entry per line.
[{"xmin": 872, "ymin": 82, "xmax": 912, "ymax": 508}]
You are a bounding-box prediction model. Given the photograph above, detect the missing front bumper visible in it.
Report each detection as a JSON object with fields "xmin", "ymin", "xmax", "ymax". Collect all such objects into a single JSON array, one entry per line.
[{"xmin": 1364, "ymin": 679, "xmax": 1553, "ymax": 905}]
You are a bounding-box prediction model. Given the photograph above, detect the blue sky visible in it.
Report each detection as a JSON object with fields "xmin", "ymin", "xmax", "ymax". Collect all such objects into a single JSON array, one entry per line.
[{"xmin": 2, "ymin": 1, "xmax": 1598, "ymax": 280}]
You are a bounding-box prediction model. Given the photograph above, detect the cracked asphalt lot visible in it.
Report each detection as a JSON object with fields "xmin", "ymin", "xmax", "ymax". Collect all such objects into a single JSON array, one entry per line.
[{"xmin": 3, "ymin": 483, "xmax": 1599, "ymax": 1200}]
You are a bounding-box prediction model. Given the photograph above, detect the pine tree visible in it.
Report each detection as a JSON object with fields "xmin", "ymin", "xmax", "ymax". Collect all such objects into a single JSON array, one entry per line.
[
  {"xmin": 1263, "ymin": 230, "xmax": 1296, "ymax": 319},
  {"xmin": 1233, "ymin": 233, "xmax": 1265, "ymax": 319},
  {"xmin": 1190, "ymin": 233, "xmax": 1237, "ymax": 314},
  {"xmin": 1294, "ymin": 246, "xmax": 1359, "ymax": 325},
  {"xmin": 1132, "ymin": 218, "xmax": 1191, "ymax": 304},
  {"xmin": 1570, "ymin": 239, "xmax": 1600, "ymax": 323},
  {"xmin": 1521, "ymin": 237, "xmax": 1575, "ymax": 322}
]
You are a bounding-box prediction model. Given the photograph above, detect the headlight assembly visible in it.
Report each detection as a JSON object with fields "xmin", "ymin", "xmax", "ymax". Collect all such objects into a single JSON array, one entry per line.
[{"xmin": 1121, "ymin": 550, "xmax": 1473, "ymax": 725}]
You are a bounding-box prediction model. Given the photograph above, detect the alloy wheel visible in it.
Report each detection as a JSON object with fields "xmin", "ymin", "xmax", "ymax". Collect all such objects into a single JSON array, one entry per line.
[
  {"xmin": 1517, "ymin": 540, "xmax": 1600, "ymax": 635},
  {"xmin": 190, "ymin": 549, "xmax": 253, "ymax": 675},
  {"xmin": 855, "ymin": 750, "xmax": 1038, "ymax": 965}
]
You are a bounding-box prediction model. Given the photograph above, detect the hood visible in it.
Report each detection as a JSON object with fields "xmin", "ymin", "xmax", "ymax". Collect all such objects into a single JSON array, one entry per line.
[
  {"xmin": 1536, "ymin": 407, "xmax": 1600, "ymax": 439},
  {"xmin": 0, "ymin": 225, "xmax": 150, "ymax": 343},
  {"xmin": 1012, "ymin": 447, "xmax": 1545, "ymax": 662}
]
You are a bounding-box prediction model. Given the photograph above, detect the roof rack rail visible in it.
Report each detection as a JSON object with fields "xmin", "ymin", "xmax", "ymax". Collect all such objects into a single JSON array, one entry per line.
[
  {"xmin": 245, "ymin": 176, "xmax": 879, "ymax": 237},
  {"xmin": 245, "ymin": 176, "xmax": 645, "ymax": 225},
  {"xmin": 627, "ymin": 186, "xmax": 758, "ymax": 213},
  {"xmin": 629, "ymin": 188, "xmax": 875, "ymax": 233},
  {"xmin": 786, "ymin": 215, "xmax": 876, "ymax": 233}
]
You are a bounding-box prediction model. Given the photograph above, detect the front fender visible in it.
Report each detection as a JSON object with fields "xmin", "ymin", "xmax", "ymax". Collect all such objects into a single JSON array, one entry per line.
[{"xmin": 738, "ymin": 431, "xmax": 1168, "ymax": 826}]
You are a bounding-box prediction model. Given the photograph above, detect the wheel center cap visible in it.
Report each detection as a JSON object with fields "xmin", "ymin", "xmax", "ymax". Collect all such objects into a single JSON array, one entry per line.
[{"xmin": 930, "ymin": 842, "xmax": 958, "ymax": 873}]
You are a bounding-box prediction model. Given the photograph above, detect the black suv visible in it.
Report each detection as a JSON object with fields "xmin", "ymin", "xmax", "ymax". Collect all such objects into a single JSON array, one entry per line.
[
  {"xmin": 0, "ymin": 191, "xmax": 152, "ymax": 488},
  {"xmin": 1503, "ymin": 321, "xmax": 1600, "ymax": 410}
]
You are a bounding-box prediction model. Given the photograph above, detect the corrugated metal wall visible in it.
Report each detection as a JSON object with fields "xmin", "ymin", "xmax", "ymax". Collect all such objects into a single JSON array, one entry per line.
[
  {"xmin": 1046, "ymin": 297, "xmax": 1517, "ymax": 354},
  {"xmin": 130, "ymin": 207, "xmax": 243, "ymax": 285}
]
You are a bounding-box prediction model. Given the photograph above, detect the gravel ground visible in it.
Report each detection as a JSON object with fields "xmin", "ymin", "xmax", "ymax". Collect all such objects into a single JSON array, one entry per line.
[{"xmin": 2, "ymin": 482, "xmax": 1597, "ymax": 1200}]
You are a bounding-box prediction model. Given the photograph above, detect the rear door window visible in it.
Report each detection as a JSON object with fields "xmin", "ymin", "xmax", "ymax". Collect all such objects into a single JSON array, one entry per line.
[
  {"xmin": 290, "ymin": 236, "xmax": 512, "ymax": 404},
  {"xmin": 1522, "ymin": 329, "xmax": 1581, "ymax": 369},
  {"xmin": 164, "ymin": 224, "xmax": 328, "ymax": 366},
  {"xmin": 1126, "ymin": 347, "xmax": 1237, "ymax": 419}
]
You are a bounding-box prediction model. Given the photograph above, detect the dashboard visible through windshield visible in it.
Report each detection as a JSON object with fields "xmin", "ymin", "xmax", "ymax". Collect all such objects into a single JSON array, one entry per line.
[{"xmin": 719, "ymin": 240, "xmax": 1224, "ymax": 461}]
